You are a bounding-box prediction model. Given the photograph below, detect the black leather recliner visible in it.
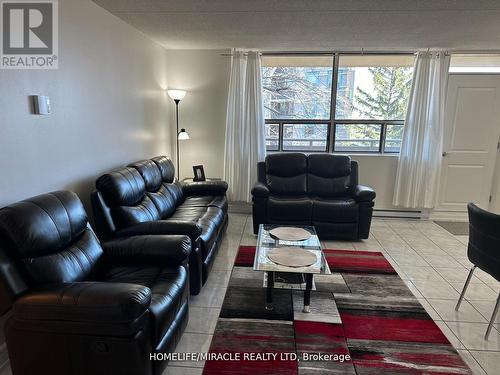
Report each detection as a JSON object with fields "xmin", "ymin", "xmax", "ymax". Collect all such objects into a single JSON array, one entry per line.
[
  {"xmin": 92, "ymin": 156, "xmax": 228, "ymax": 295},
  {"xmin": 252, "ymin": 153, "xmax": 376, "ymax": 240},
  {"xmin": 455, "ymin": 203, "xmax": 500, "ymax": 339},
  {"xmin": 0, "ymin": 191, "xmax": 191, "ymax": 375}
]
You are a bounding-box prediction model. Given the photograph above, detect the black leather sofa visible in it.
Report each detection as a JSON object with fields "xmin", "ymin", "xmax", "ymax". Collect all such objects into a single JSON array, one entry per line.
[
  {"xmin": 252, "ymin": 153, "xmax": 376, "ymax": 240},
  {"xmin": 92, "ymin": 156, "xmax": 228, "ymax": 295},
  {"xmin": 0, "ymin": 191, "xmax": 191, "ymax": 375}
]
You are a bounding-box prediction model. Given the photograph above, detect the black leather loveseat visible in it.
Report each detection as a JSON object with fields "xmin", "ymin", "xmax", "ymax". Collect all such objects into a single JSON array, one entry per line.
[
  {"xmin": 92, "ymin": 156, "xmax": 228, "ymax": 295},
  {"xmin": 0, "ymin": 191, "xmax": 191, "ymax": 375},
  {"xmin": 252, "ymin": 153, "xmax": 376, "ymax": 240}
]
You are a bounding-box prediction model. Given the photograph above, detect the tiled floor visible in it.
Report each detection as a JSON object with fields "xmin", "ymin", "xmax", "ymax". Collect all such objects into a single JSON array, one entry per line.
[
  {"xmin": 167, "ymin": 215, "xmax": 500, "ymax": 375},
  {"xmin": 0, "ymin": 216, "xmax": 497, "ymax": 374}
]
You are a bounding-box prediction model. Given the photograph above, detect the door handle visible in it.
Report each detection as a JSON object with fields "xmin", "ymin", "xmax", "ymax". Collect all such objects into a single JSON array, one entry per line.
[{"xmin": 442, "ymin": 151, "xmax": 448, "ymax": 157}]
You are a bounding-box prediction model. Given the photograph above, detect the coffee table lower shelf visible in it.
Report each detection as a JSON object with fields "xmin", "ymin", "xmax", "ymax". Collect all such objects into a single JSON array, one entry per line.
[{"xmin": 264, "ymin": 271, "xmax": 314, "ymax": 313}]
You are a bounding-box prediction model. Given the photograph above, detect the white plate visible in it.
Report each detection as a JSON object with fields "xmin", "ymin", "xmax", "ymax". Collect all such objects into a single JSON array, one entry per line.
[
  {"xmin": 267, "ymin": 247, "xmax": 317, "ymax": 267},
  {"xmin": 269, "ymin": 226, "xmax": 311, "ymax": 241}
]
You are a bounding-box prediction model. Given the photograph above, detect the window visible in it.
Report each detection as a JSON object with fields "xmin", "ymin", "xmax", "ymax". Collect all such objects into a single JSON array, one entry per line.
[
  {"xmin": 265, "ymin": 123, "xmax": 279, "ymax": 151},
  {"xmin": 262, "ymin": 55, "xmax": 333, "ymax": 120},
  {"xmin": 334, "ymin": 124, "xmax": 381, "ymax": 152},
  {"xmin": 283, "ymin": 123, "xmax": 328, "ymax": 151},
  {"xmin": 262, "ymin": 54, "xmax": 415, "ymax": 153},
  {"xmin": 336, "ymin": 55, "xmax": 414, "ymax": 120},
  {"xmin": 449, "ymin": 54, "xmax": 500, "ymax": 73}
]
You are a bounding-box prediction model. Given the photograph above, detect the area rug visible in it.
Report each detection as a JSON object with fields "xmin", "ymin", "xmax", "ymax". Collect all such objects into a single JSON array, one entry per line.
[
  {"xmin": 202, "ymin": 246, "xmax": 472, "ymax": 374},
  {"xmin": 434, "ymin": 221, "xmax": 469, "ymax": 235}
]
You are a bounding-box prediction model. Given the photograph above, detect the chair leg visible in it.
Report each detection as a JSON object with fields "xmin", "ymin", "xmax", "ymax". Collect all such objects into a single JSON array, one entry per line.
[
  {"xmin": 485, "ymin": 293, "xmax": 500, "ymax": 340},
  {"xmin": 455, "ymin": 266, "xmax": 476, "ymax": 311}
]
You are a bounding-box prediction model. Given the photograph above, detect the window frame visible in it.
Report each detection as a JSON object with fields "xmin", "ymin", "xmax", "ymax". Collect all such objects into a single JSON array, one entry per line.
[{"xmin": 263, "ymin": 52, "xmax": 413, "ymax": 154}]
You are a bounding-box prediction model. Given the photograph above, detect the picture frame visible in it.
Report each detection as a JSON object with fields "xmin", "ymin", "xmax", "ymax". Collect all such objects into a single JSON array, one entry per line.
[{"xmin": 193, "ymin": 165, "xmax": 206, "ymax": 181}]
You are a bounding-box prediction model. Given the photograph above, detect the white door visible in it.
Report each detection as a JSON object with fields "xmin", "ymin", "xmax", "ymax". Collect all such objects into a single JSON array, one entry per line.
[{"xmin": 437, "ymin": 74, "xmax": 500, "ymax": 211}]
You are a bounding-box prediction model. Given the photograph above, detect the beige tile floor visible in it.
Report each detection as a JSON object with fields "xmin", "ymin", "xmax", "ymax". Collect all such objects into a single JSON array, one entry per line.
[
  {"xmin": 166, "ymin": 215, "xmax": 500, "ymax": 375},
  {"xmin": 0, "ymin": 215, "xmax": 498, "ymax": 374}
]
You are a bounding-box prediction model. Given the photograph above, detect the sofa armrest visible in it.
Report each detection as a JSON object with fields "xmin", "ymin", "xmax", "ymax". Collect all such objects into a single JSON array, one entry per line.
[
  {"xmin": 251, "ymin": 182, "xmax": 270, "ymax": 198},
  {"xmin": 14, "ymin": 282, "xmax": 151, "ymax": 323},
  {"xmin": 116, "ymin": 220, "xmax": 202, "ymax": 239},
  {"xmin": 103, "ymin": 235, "xmax": 191, "ymax": 266},
  {"xmin": 353, "ymin": 185, "xmax": 376, "ymax": 202},
  {"xmin": 182, "ymin": 180, "xmax": 228, "ymax": 196}
]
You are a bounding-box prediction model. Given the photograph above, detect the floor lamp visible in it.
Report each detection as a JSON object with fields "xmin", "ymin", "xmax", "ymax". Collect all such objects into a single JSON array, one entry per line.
[{"xmin": 167, "ymin": 89, "xmax": 189, "ymax": 180}]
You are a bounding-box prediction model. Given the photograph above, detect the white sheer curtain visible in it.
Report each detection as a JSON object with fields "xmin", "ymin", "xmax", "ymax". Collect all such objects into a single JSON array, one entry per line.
[
  {"xmin": 224, "ymin": 50, "xmax": 266, "ymax": 202},
  {"xmin": 393, "ymin": 51, "xmax": 451, "ymax": 209}
]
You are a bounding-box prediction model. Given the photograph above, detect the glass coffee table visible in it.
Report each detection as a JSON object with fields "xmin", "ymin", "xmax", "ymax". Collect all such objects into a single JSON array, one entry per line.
[{"xmin": 253, "ymin": 224, "xmax": 331, "ymax": 313}]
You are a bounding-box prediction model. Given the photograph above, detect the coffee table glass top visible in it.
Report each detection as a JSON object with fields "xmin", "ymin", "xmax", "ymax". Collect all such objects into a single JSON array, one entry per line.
[{"xmin": 253, "ymin": 224, "xmax": 331, "ymax": 275}]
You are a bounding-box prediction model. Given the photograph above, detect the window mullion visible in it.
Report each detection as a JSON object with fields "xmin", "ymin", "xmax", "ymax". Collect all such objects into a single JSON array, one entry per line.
[
  {"xmin": 279, "ymin": 122, "xmax": 284, "ymax": 151},
  {"xmin": 328, "ymin": 54, "xmax": 339, "ymax": 153},
  {"xmin": 380, "ymin": 123, "xmax": 386, "ymax": 153}
]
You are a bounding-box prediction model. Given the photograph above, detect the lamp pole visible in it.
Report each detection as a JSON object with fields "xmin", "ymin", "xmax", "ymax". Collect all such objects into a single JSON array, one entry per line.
[
  {"xmin": 175, "ymin": 99, "xmax": 180, "ymax": 181},
  {"xmin": 168, "ymin": 89, "xmax": 187, "ymax": 180}
]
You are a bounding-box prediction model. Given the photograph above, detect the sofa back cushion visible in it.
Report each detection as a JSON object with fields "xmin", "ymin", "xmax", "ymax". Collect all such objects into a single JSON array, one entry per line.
[
  {"xmin": 129, "ymin": 160, "xmax": 177, "ymax": 219},
  {"xmin": 0, "ymin": 191, "xmax": 104, "ymax": 285},
  {"xmin": 151, "ymin": 156, "xmax": 185, "ymax": 206},
  {"xmin": 96, "ymin": 167, "xmax": 160, "ymax": 229},
  {"xmin": 151, "ymin": 156, "xmax": 175, "ymax": 183},
  {"xmin": 307, "ymin": 154, "xmax": 352, "ymax": 197},
  {"xmin": 266, "ymin": 153, "xmax": 307, "ymax": 195},
  {"xmin": 164, "ymin": 182, "xmax": 184, "ymax": 206}
]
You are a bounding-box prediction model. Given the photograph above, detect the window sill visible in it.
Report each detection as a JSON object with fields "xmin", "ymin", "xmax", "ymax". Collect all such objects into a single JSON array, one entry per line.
[
  {"xmin": 342, "ymin": 153, "xmax": 399, "ymax": 157},
  {"xmin": 267, "ymin": 151, "xmax": 399, "ymax": 157}
]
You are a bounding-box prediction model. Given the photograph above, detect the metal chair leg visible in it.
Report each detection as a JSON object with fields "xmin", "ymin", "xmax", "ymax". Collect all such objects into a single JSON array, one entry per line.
[
  {"xmin": 485, "ymin": 293, "xmax": 500, "ymax": 340},
  {"xmin": 455, "ymin": 266, "xmax": 476, "ymax": 311}
]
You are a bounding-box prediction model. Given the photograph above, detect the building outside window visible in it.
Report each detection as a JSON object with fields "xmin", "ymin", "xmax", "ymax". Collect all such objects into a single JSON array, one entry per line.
[{"xmin": 261, "ymin": 54, "xmax": 415, "ymax": 153}]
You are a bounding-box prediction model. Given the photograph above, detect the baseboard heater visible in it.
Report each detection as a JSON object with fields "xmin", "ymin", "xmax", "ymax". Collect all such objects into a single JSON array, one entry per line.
[
  {"xmin": 373, "ymin": 209, "xmax": 428, "ymax": 220},
  {"xmin": 230, "ymin": 204, "xmax": 428, "ymax": 220}
]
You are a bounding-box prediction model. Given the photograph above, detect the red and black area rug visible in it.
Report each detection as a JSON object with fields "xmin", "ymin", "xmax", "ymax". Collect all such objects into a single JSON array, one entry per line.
[{"xmin": 202, "ymin": 246, "xmax": 472, "ymax": 374}]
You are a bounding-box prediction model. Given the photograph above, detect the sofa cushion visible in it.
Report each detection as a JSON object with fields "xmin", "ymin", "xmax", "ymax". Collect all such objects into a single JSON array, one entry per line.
[
  {"xmin": 22, "ymin": 229, "xmax": 104, "ymax": 285},
  {"xmin": 105, "ymin": 264, "xmax": 188, "ymax": 344},
  {"xmin": 151, "ymin": 156, "xmax": 176, "ymax": 184},
  {"xmin": 96, "ymin": 167, "xmax": 163, "ymax": 229},
  {"xmin": 111, "ymin": 196, "xmax": 160, "ymax": 229},
  {"xmin": 128, "ymin": 160, "xmax": 163, "ymax": 192},
  {"xmin": 0, "ymin": 191, "xmax": 105, "ymax": 285},
  {"xmin": 312, "ymin": 197, "xmax": 358, "ymax": 223},
  {"xmin": 96, "ymin": 167, "xmax": 147, "ymax": 207},
  {"xmin": 307, "ymin": 154, "xmax": 351, "ymax": 197},
  {"xmin": 266, "ymin": 153, "xmax": 307, "ymax": 195},
  {"xmin": 147, "ymin": 186, "xmax": 177, "ymax": 219},
  {"xmin": 149, "ymin": 156, "xmax": 185, "ymax": 206},
  {"xmin": 164, "ymin": 182, "xmax": 184, "ymax": 207},
  {"xmin": 182, "ymin": 195, "xmax": 228, "ymax": 212},
  {"xmin": 267, "ymin": 195, "xmax": 313, "ymax": 222},
  {"xmin": 0, "ymin": 191, "xmax": 88, "ymax": 258},
  {"xmin": 128, "ymin": 160, "xmax": 178, "ymax": 219}
]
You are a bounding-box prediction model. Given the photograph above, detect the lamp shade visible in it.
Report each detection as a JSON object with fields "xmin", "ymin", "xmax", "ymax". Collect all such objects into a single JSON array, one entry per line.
[
  {"xmin": 178, "ymin": 128, "xmax": 190, "ymax": 140},
  {"xmin": 168, "ymin": 89, "xmax": 187, "ymax": 101}
]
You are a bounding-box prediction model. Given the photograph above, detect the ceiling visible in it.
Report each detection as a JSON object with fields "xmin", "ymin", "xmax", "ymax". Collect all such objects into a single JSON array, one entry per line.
[{"xmin": 92, "ymin": 0, "xmax": 500, "ymax": 51}]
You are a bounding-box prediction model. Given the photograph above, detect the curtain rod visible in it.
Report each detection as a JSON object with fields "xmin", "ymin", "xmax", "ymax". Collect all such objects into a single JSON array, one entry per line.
[{"xmin": 220, "ymin": 49, "xmax": 500, "ymax": 57}]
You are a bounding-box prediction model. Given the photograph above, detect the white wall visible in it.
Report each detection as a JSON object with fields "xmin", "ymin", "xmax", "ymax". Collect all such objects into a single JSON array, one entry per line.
[
  {"xmin": 165, "ymin": 49, "xmax": 230, "ymax": 180},
  {"xmin": 0, "ymin": 0, "xmax": 171, "ymax": 214},
  {"xmin": 352, "ymin": 155, "xmax": 399, "ymax": 210}
]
